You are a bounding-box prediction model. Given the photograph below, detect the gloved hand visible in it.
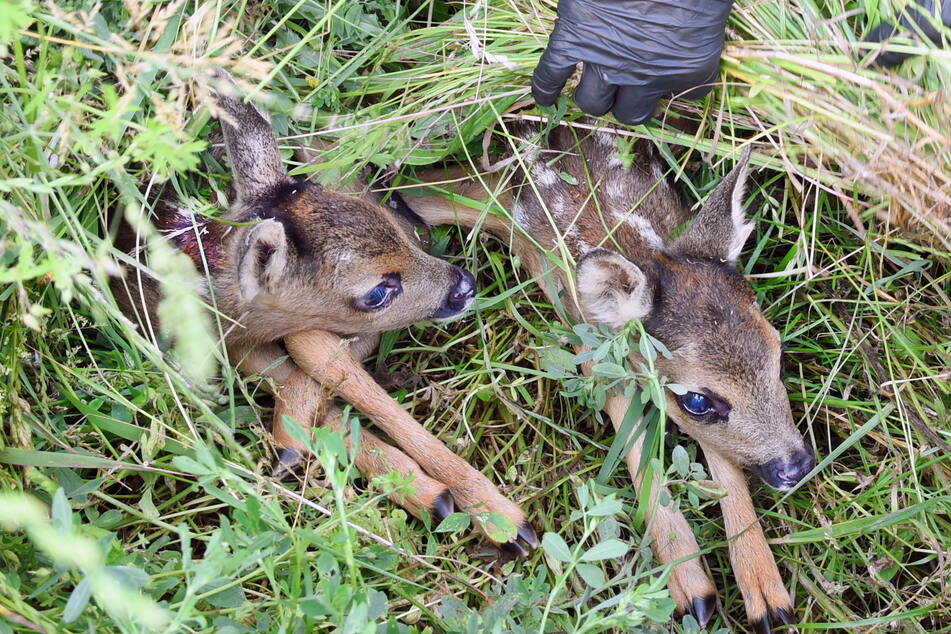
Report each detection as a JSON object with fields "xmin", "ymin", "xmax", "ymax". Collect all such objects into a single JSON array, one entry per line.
[
  {"xmin": 531, "ymin": 0, "xmax": 733, "ymax": 125},
  {"xmin": 866, "ymin": 0, "xmax": 951, "ymax": 67}
]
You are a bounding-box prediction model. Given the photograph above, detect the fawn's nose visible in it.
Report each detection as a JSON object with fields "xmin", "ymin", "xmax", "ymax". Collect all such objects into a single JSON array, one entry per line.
[
  {"xmin": 753, "ymin": 446, "xmax": 815, "ymax": 491},
  {"xmin": 432, "ymin": 267, "xmax": 476, "ymax": 319}
]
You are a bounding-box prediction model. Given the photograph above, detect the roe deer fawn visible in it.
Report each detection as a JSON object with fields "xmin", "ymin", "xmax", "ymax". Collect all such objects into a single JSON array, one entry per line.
[
  {"xmin": 110, "ymin": 73, "xmax": 535, "ymax": 553},
  {"xmin": 397, "ymin": 118, "xmax": 814, "ymax": 632}
]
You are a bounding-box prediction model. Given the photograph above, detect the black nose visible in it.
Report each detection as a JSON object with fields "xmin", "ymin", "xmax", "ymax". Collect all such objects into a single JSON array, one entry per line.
[
  {"xmin": 754, "ymin": 446, "xmax": 815, "ymax": 491},
  {"xmin": 432, "ymin": 267, "xmax": 476, "ymax": 319}
]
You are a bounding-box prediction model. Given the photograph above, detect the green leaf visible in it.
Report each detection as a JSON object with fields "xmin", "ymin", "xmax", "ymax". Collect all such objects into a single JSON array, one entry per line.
[
  {"xmin": 541, "ymin": 532, "xmax": 573, "ymax": 563},
  {"xmin": 581, "ymin": 538, "xmax": 628, "ymax": 562},
  {"xmin": 592, "ymin": 362, "xmax": 627, "ymax": 378},
  {"xmin": 51, "ymin": 488, "xmax": 72, "ymax": 534},
  {"xmin": 481, "ymin": 512, "xmax": 517, "ymax": 543},
  {"xmin": 202, "ymin": 581, "xmax": 246, "ymax": 608},
  {"xmin": 587, "ymin": 496, "xmax": 623, "ymax": 517},
  {"xmin": 575, "ymin": 562, "xmax": 606, "ymax": 588},
  {"xmin": 648, "ymin": 334, "xmax": 673, "ymax": 359},
  {"xmin": 559, "ymin": 171, "xmax": 579, "ymax": 185},
  {"xmin": 638, "ymin": 334, "xmax": 657, "ymax": 363},
  {"xmin": 172, "ymin": 455, "xmax": 214, "ymax": 477},
  {"xmin": 540, "ymin": 345, "xmax": 578, "ymax": 379},
  {"xmin": 0, "ymin": 0, "xmax": 32, "ymax": 43},
  {"xmin": 366, "ymin": 589, "xmax": 388, "ymax": 621},
  {"xmin": 63, "ymin": 577, "xmax": 92, "ymax": 622},
  {"xmin": 435, "ymin": 512, "xmax": 470, "ymax": 533},
  {"xmin": 671, "ymin": 445, "xmax": 689, "ymax": 478}
]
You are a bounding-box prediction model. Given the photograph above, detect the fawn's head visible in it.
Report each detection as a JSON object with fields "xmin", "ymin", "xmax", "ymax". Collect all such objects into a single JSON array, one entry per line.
[
  {"xmin": 575, "ymin": 152, "xmax": 813, "ymax": 489},
  {"xmin": 212, "ymin": 74, "xmax": 474, "ymax": 341}
]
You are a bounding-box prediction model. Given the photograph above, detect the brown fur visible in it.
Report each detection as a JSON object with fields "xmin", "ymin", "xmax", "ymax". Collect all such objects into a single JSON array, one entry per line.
[
  {"xmin": 285, "ymin": 330, "xmax": 527, "ymax": 539},
  {"xmin": 704, "ymin": 446, "xmax": 793, "ymax": 624},
  {"xmin": 111, "ymin": 72, "xmax": 530, "ymax": 547},
  {"xmin": 400, "ymin": 119, "xmax": 810, "ymax": 626}
]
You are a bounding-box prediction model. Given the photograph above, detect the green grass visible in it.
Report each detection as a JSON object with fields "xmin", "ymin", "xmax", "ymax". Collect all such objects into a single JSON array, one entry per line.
[{"xmin": 1, "ymin": 0, "xmax": 949, "ymax": 632}]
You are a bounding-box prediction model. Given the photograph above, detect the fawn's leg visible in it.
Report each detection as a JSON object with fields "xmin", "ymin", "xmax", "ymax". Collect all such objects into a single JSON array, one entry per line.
[
  {"xmin": 229, "ymin": 336, "xmax": 379, "ymax": 465},
  {"xmin": 601, "ymin": 393, "xmax": 719, "ymax": 627},
  {"xmin": 284, "ymin": 329, "xmax": 536, "ymax": 553},
  {"xmin": 273, "ymin": 365, "xmax": 454, "ymax": 522},
  {"xmin": 702, "ymin": 445, "xmax": 795, "ymax": 634}
]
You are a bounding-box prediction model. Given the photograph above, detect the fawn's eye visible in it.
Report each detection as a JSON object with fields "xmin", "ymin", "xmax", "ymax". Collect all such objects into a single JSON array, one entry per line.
[
  {"xmin": 677, "ymin": 390, "xmax": 731, "ymax": 422},
  {"xmin": 355, "ymin": 274, "xmax": 401, "ymax": 312},
  {"xmin": 678, "ymin": 392, "xmax": 713, "ymax": 417}
]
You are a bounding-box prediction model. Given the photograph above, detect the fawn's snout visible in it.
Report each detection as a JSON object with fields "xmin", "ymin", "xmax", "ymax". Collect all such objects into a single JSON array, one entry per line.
[
  {"xmin": 753, "ymin": 446, "xmax": 815, "ymax": 491},
  {"xmin": 433, "ymin": 267, "xmax": 476, "ymax": 319}
]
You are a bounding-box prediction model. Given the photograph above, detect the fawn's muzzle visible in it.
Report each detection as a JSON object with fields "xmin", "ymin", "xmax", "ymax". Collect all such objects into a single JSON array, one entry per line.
[
  {"xmin": 752, "ymin": 445, "xmax": 815, "ymax": 491},
  {"xmin": 432, "ymin": 267, "xmax": 476, "ymax": 319}
]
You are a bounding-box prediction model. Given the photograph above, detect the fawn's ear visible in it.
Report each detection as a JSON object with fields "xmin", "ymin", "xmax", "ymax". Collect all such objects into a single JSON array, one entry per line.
[
  {"xmin": 238, "ymin": 219, "xmax": 293, "ymax": 300},
  {"xmin": 211, "ymin": 69, "xmax": 291, "ymax": 203},
  {"xmin": 671, "ymin": 148, "xmax": 753, "ymax": 263},
  {"xmin": 576, "ymin": 249, "xmax": 653, "ymax": 328}
]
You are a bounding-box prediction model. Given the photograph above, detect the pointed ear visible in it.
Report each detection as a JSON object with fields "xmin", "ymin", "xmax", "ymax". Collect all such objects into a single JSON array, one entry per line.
[
  {"xmin": 671, "ymin": 148, "xmax": 754, "ymax": 263},
  {"xmin": 211, "ymin": 69, "xmax": 290, "ymax": 203},
  {"xmin": 576, "ymin": 249, "xmax": 653, "ymax": 328},
  {"xmin": 238, "ymin": 219, "xmax": 292, "ymax": 301}
]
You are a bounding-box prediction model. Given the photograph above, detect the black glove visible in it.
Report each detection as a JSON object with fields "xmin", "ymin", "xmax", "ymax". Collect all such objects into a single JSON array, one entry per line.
[
  {"xmin": 866, "ymin": 0, "xmax": 951, "ymax": 67},
  {"xmin": 532, "ymin": 0, "xmax": 733, "ymax": 125}
]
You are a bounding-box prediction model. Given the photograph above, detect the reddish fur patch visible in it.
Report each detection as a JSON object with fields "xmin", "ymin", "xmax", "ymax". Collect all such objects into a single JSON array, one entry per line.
[{"xmin": 156, "ymin": 211, "xmax": 227, "ymax": 275}]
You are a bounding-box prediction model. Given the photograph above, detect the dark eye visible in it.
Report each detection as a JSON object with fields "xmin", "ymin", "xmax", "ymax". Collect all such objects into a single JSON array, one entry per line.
[
  {"xmin": 355, "ymin": 274, "xmax": 401, "ymax": 312},
  {"xmin": 678, "ymin": 392, "xmax": 714, "ymax": 417}
]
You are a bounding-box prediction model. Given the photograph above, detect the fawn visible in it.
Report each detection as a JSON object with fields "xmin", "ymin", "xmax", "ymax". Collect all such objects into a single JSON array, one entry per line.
[
  {"xmin": 397, "ymin": 118, "xmax": 815, "ymax": 632},
  {"xmin": 110, "ymin": 73, "xmax": 536, "ymax": 554}
]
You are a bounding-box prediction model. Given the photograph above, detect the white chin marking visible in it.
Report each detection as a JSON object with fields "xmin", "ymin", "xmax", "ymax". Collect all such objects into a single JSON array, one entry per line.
[{"xmin": 432, "ymin": 299, "xmax": 475, "ymax": 323}]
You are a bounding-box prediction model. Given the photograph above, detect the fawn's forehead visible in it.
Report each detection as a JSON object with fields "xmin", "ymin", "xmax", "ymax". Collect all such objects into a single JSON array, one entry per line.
[
  {"xmin": 259, "ymin": 183, "xmax": 417, "ymax": 268},
  {"xmin": 650, "ymin": 258, "xmax": 779, "ymax": 371}
]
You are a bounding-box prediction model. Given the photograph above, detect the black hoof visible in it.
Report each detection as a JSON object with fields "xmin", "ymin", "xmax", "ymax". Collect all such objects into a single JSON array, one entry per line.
[
  {"xmin": 752, "ymin": 607, "xmax": 796, "ymax": 633},
  {"xmin": 499, "ymin": 522, "xmax": 538, "ymax": 559},
  {"xmin": 431, "ymin": 490, "xmax": 455, "ymax": 523},
  {"xmin": 687, "ymin": 594, "xmax": 717, "ymax": 628},
  {"xmin": 499, "ymin": 538, "xmax": 529, "ymax": 559},
  {"xmin": 271, "ymin": 447, "xmax": 304, "ymax": 479},
  {"xmin": 518, "ymin": 522, "xmax": 538, "ymax": 550},
  {"xmin": 773, "ymin": 607, "xmax": 796, "ymax": 631}
]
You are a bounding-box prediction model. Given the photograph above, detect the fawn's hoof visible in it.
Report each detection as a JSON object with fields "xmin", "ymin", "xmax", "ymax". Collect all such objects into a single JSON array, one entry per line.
[
  {"xmin": 499, "ymin": 522, "xmax": 538, "ymax": 558},
  {"xmin": 431, "ymin": 489, "xmax": 455, "ymax": 523},
  {"xmin": 752, "ymin": 607, "xmax": 797, "ymax": 634},
  {"xmin": 271, "ymin": 447, "xmax": 305, "ymax": 479},
  {"xmin": 685, "ymin": 594, "xmax": 717, "ymax": 628}
]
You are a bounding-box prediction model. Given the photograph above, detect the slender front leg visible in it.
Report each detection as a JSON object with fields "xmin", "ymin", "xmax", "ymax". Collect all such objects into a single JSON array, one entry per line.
[
  {"xmin": 274, "ymin": 366, "xmax": 454, "ymax": 522},
  {"xmin": 702, "ymin": 445, "xmax": 795, "ymax": 634},
  {"xmin": 600, "ymin": 393, "xmax": 718, "ymax": 627},
  {"xmin": 284, "ymin": 329, "xmax": 536, "ymax": 554},
  {"xmin": 228, "ymin": 341, "xmax": 301, "ymax": 456}
]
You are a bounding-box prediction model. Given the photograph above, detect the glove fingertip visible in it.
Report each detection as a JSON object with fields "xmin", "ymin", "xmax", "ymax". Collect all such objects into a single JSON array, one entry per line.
[
  {"xmin": 611, "ymin": 88, "xmax": 660, "ymax": 126},
  {"xmin": 573, "ymin": 64, "xmax": 617, "ymax": 117},
  {"xmin": 531, "ymin": 58, "xmax": 574, "ymax": 107},
  {"xmin": 614, "ymin": 110, "xmax": 653, "ymax": 126},
  {"xmin": 531, "ymin": 82, "xmax": 561, "ymax": 107}
]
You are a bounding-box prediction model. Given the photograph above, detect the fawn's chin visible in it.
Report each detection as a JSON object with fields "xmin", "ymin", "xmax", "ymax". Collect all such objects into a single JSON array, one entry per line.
[{"xmin": 431, "ymin": 300, "xmax": 475, "ymax": 323}]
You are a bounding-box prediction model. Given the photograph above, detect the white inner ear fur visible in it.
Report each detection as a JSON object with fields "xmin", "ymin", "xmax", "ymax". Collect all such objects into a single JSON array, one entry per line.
[
  {"xmin": 576, "ymin": 252, "xmax": 652, "ymax": 329},
  {"xmin": 726, "ymin": 158, "xmax": 755, "ymax": 263},
  {"xmin": 238, "ymin": 219, "xmax": 288, "ymax": 301}
]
